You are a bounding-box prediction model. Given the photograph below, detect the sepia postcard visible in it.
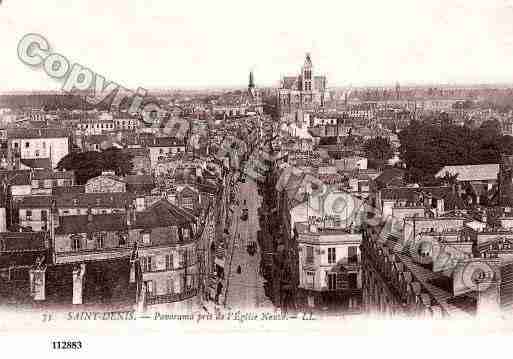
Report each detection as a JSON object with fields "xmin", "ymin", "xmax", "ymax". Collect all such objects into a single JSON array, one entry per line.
[{"xmin": 1, "ymin": 0, "xmax": 513, "ymax": 355}]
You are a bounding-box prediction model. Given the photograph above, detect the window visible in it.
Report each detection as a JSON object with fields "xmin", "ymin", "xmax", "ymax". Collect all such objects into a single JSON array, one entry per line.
[
  {"xmin": 71, "ymin": 236, "xmax": 81, "ymax": 251},
  {"xmin": 182, "ymin": 228, "xmax": 190, "ymax": 241},
  {"xmin": 26, "ymin": 209, "xmax": 32, "ymax": 219},
  {"xmin": 35, "ymin": 150, "xmax": 40, "ymax": 157},
  {"xmin": 118, "ymin": 233, "xmax": 126, "ymax": 246},
  {"xmin": 186, "ymin": 273, "xmax": 195, "ymax": 290},
  {"xmin": 306, "ymin": 271, "xmax": 315, "ymax": 287},
  {"xmin": 141, "ymin": 256, "xmax": 152, "ymax": 272},
  {"xmin": 328, "ymin": 247, "xmax": 336, "ymax": 264},
  {"xmin": 165, "ymin": 254, "xmax": 173, "ymax": 270},
  {"xmin": 348, "ymin": 246, "xmax": 358, "ymax": 264},
  {"xmin": 178, "ymin": 250, "xmax": 185, "ymax": 267},
  {"xmin": 42, "ymin": 142, "xmax": 46, "ymax": 149},
  {"xmin": 166, "ymin": 278, "xmax": 174, "ymax": 294},
  {"xmin": 25, "ymin": 142, "xmax": 30, "ymax": 148},
  {"xmin": 41, "ymin": 210, "xmax": 47, "ymax": 221},
  {"xmin": 348, "ymin": 273, "xmax": 358, "ymax": 289},
  {"xmin": 95, "ymin": 232, "xmax": 105, "ymax": 249},
  {"xmin": 182, "ymin": 197, "xmax": 194, "ymax": 210},
  {"xmin": 142, "ymin": 233, "xmax": 150, "ymax": 245},
  {"xmin": 145, "ymin": 280, "xmax": 155, "ymax": 295},
  {"xmin": 306, "ymin": 246, "xmax": 314, "ymax": 264},
  {"xmin": 327, "ymin": 273, "xmax": 337, "ymax": 291}
]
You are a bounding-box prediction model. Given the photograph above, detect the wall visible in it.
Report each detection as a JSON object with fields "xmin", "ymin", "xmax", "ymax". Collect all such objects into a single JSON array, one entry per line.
[
  {"xmin": 12, "ymin": 137, "xmax": 69, "ymax": 168},
  {"xmin": 85, "ymin": 176, "xmax": 126, "ymax": 193},
  {"xmin": 298, "ymin": 232, "xmax": 362, "ymax": 291}
]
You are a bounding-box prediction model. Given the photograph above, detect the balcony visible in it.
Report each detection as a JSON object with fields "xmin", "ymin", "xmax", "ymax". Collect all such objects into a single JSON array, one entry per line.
[{"xmin": 146, "ymin": 288, "xmax": 198, "ymax": 306}]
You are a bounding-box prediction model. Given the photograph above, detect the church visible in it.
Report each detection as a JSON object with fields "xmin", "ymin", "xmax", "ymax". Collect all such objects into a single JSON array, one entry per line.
[{"xmin": 278, "ymin": 53, "xmax": 329, "ymax": 115}]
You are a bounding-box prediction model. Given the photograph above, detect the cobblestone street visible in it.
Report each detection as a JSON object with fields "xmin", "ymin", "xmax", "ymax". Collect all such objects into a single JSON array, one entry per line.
[{"xmin": 223, "ymin": 176, "xmax": 273, "ymax": 310}]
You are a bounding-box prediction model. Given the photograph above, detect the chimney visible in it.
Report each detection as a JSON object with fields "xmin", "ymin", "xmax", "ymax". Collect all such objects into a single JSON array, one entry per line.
[
  {"xmin": 130, "ymin": 244, "xmax": 139, "ymax": 283},
  {"xmin": 137, "ymin": 281, "xmax": 147, "ymax": 313},
  {"xmin": 126, "ymin": 206, "xmax": 132, "ymax": 226},
  {"xmin": 72, "ymin": 263, "xmax": 86, "ymax": 305},
  {"xmin": 29, "ymin": 257, "xmax": 46, "ymax": 301},
  {"xmin": 0, "ymin": 208, "xmax": 6, "ymax": 232}
]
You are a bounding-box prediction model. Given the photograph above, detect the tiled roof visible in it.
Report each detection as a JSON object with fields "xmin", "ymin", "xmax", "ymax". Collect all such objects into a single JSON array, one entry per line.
[
  {"xmin": 56, "ymin": 199, "xmax": 196, "ymax": 234},
  {"xmin": 56, "ymin": 213, "xmax": 127, "ymax": 234},
  {"xmin": 0, "ymin": 170, "xmax": 74, "ymax": 187},
  {"xmin": 123, "ymin": 175, "xmax": 154, "ymax": 186},
  {"xmin": 281, "ymin": 76, "xmax": 299, "ymax": 90},
  {"xmin": 32, "ymin": 170, "xmax": 74, "ymax": 180},
  {"xmin": 52, "ymin": 185, "xmax": 85, "ymax": 196},
  {"xmin": 84, "ymin": 134, "xmax": 110, "ymax": 143},
  {"xmin": 124, "ymin": 147, "xmax": 149, "ymax": 157},
  {"xmin": 374, "ymin": 168, "xmax": 405, "ymax": 188},
  {"xmin": 149, "ymin": 137, "xmax": 185, "ymax": 147},
  {"xmin": 435, "ymin": 164, "xmax": 499, "ymax": 182},
  {"xmin": 381, "ymin": 186, "xmax": 467, "ymax": 210},
  {"xmin": 20, "ymin": 158, "xmax": 51, "ymax": 170},
  {"xmin": 0, "ymin": 232, "xmax": 47, "ymax": 252},
  {"xmin": 0, "ymin": 170, "xmax": 31, "ymax": 186},
  {"xmin": 0, "ymin": 257, "xmax": 138, "ymax": 309},
  {"xmin": 19, "ymin": 192, "xmax": 136, "ymax": 209},
  {"xmin": 7, "ymin": 128, "xmax": 71, "ymax": 139}
]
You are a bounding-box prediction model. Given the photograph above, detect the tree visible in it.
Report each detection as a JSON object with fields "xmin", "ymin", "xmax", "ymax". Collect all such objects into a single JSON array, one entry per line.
[
  {"xmin": 56, "ymin": 149, "xmax": 134, "ymax": 184},
  {"xmin": 363, "ymin": 136, "xmax": 393, "ymax": 169},
  {"xmin": 398, "ymin": 119, "xmax": 511, "ymax": 184},
  {"xmin": 479, "ymin": 119, "xmax": 502, "ymax": 140},
  {"xmin": 101, "ymin": 148, "xmax": 134, "ymax": 176}
]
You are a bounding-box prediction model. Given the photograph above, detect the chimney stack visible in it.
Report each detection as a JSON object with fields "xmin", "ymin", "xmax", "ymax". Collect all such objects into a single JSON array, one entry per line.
[
  {"xmin": 72, "ymin": 263, "xmax": 86, "ymax": 305},
  {"xmin": 29, "ymin": 257, "xmax": 46, "ymax": 301}
]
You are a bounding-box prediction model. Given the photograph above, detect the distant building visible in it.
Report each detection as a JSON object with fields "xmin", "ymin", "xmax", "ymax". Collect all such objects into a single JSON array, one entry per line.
[
  {"xmin": 7, "ymin": 128, "xmax": 70, "ymax": 170},
  {"xmin": 278, "ymin": 53, "xmax": 329, "ymax": 115},
  {"xmin": 148, "ymin": 137, "xmax": 186, "ymax": 168}
]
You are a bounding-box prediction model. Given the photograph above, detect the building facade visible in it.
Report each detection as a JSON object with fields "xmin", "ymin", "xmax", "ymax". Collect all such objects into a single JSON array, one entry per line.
[{"xmin": 278, "ymin": 53, "xmax": 329, "ymax": 115}]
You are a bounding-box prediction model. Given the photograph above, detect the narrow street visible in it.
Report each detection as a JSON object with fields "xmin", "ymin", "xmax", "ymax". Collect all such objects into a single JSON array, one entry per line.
[{"xmin": 223, "ymin": 175, "xmax": 273, "ymax": 310}]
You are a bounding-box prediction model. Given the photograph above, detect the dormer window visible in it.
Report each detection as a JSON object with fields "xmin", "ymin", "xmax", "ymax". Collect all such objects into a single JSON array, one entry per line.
[
  {"xmin": 142, "ymin": 233, "xmax": 150, "ymax": 245},
  {"xmin": 118, "ymin": 233, "xmax": 127, "ymax": 246},
  {"xmin": 71, "ymin": 235, "xmax": 82, "ymax": 251}
]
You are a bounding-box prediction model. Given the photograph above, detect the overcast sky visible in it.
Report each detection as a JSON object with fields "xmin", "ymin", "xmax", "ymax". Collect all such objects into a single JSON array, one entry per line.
[{"xmin": 2, "ymin": 0, "xmax": 513, "ymax": 91}]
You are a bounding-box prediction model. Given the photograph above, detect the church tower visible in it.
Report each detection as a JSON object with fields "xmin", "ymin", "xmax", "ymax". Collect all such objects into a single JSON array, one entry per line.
[{"xmin": 301, "ymin": 53, "xmax": 313, "ymax": 92}]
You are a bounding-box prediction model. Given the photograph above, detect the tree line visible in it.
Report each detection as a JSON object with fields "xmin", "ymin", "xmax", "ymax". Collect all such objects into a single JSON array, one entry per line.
[{"xmin": 398, "ymin": 119, "xmax": 513, "ymax": 184}]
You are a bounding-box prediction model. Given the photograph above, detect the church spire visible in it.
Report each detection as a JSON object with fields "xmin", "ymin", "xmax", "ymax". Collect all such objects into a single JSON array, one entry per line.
[{"xmin": 248, "ymin": 70, "xmax": 255, "ymax": 89}]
